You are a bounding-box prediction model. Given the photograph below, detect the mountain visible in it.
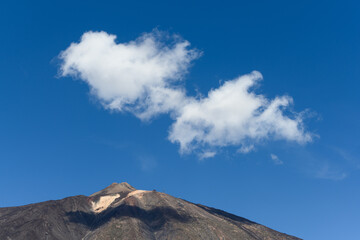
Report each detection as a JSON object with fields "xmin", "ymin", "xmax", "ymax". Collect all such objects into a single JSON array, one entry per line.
[{"xmin": 0, "ymin": 182, "xmax": 301, "ymax": 240}]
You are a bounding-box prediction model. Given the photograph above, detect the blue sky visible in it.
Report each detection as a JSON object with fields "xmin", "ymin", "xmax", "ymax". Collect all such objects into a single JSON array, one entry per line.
[{"xmin": 0, "ymin": 0, "xmax": 359, "ymax": 239}]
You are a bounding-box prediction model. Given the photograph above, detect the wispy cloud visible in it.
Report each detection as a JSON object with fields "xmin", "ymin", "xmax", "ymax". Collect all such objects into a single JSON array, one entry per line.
[
  {"xmin": 315, "ymin": 164, "xmax": 347, "ymax": 181},
  {"xmin": 198, "ymin": 151, "xmax": 216, "ymax": 160},
  {"xmin": 281, "ymin": 145, "xmax": 354, "ymax": 181},
  {"xmin": 59, "ymin": 30, "xmax": 312, "ymax": 156},
  {"xmin": 270, "ymin": 154, "xmax": 283, "ymax": 165},
  {"xmin": 137, "ymin": 155, "xmax": 158, "ymax": 172},
  {"xmin": 237, "ymin": 145, "xmax": 255, "ymax": 154}
]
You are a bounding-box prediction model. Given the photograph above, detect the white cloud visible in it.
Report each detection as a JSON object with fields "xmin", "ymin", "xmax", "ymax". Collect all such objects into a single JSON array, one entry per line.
[
  {"xmin": 270, "ymin": 154, "xmax": 283, "ymax": 165},
  {"xmin": 59, "ymin": 30, "xmax": 312, "ymax": 156},
  {"xmin": 169, "ymin": 71, "xmax": 312, "ymax": 152},
  {"xmin": 59, "ymin": 30, "xmax": 199, "ymax": 120}
]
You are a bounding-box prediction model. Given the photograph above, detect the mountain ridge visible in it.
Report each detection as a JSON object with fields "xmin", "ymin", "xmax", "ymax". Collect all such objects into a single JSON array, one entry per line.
[{"xmin": 0, "ymin": 182, "xmax": 301, "ymax": 240}]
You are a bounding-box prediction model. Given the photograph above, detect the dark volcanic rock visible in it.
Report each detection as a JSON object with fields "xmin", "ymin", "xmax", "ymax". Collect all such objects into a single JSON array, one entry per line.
[{"xmin": 0, "ymin": 183, "xmax": 301, "ymax": 240}]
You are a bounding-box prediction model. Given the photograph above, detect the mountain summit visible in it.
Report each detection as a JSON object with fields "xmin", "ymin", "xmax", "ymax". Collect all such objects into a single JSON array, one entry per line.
[
  {"xmin": 90, "ymin": 182, "xmax": 136, "ymax": 197},
  {"xmin": 0, "ymin": 183, "xmax": 300, "ymax": 240}
]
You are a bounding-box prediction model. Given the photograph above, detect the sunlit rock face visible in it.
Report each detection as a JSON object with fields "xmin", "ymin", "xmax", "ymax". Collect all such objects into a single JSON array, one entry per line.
[{"xmin": 0, "ymin": 182, "xmax": 301, "ymax": 240}]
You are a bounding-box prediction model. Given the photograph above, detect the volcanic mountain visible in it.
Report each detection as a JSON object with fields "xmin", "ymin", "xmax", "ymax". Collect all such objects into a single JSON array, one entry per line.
[{"xmin": 0, "ymin": 182, "xmax": 300, "ymax": 240}]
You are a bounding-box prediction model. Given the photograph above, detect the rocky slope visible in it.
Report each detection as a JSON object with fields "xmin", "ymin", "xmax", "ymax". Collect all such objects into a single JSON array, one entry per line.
[{"xmin": 0, "ymin": 182, "xmax": 301, "ymax": 240}]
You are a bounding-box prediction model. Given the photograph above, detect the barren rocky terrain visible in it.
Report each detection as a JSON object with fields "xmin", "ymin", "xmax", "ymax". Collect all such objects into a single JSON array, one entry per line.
[{"xmin": 0, "ymin": 182, "xmax": 301, "ymax": 240}]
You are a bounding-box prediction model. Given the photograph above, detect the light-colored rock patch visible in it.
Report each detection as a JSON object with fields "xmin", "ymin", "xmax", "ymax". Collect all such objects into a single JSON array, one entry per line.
[
  {"xmin": 127, "ymin": 190, "xmax": 148, "ymax": 199},
  {"xmin": 91, "ymin": 194, "xmax": 120, "ymax": 213}
]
